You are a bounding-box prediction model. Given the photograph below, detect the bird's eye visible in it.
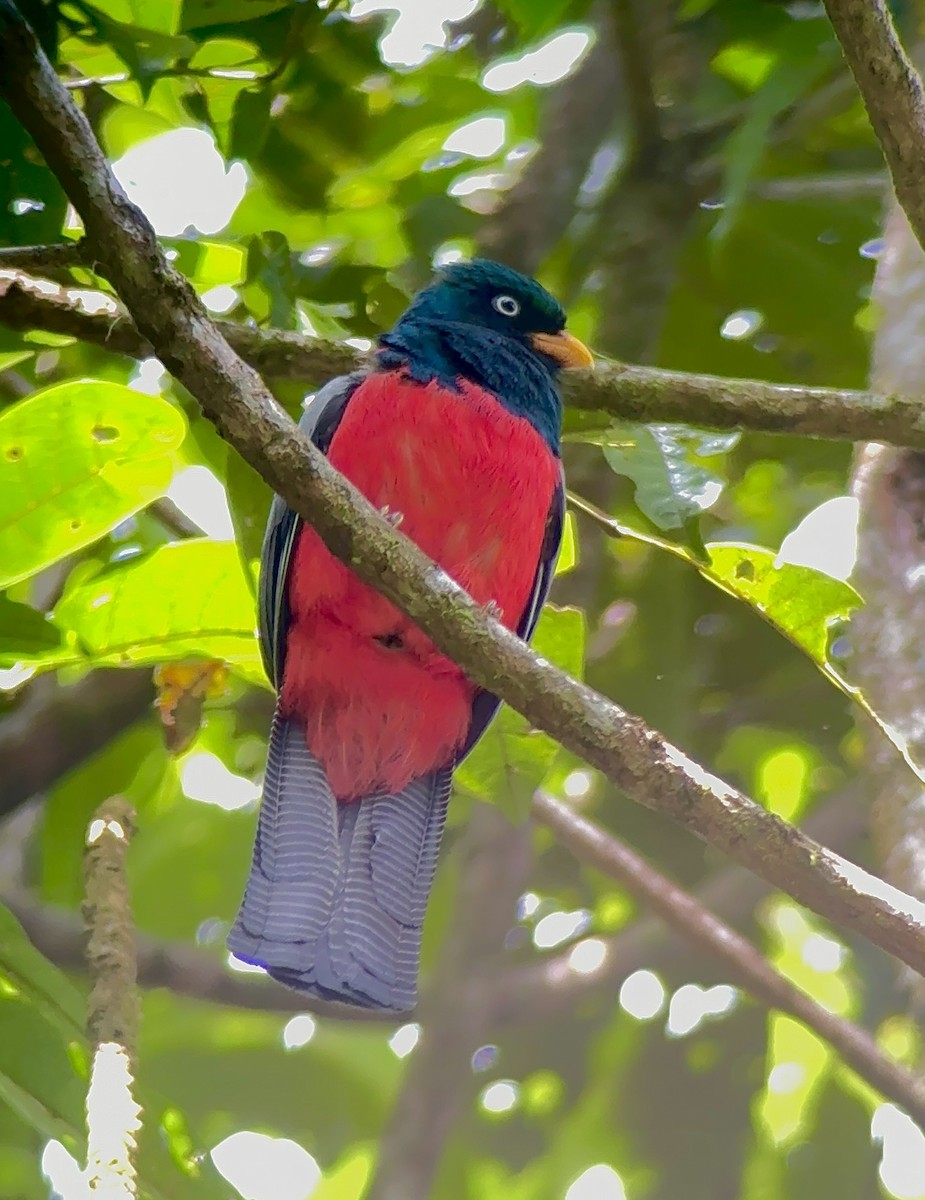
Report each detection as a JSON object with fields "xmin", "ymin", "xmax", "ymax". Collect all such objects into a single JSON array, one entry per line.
[{"xmin": 492, "ymin": 294, "xmax": 520, "ymax": 318}]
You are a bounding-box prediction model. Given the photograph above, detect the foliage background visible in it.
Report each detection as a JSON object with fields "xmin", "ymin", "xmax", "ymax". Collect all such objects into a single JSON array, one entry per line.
[{"xmin": 0, "ymin": 0, "xmax": 917, "ymax": 1197}]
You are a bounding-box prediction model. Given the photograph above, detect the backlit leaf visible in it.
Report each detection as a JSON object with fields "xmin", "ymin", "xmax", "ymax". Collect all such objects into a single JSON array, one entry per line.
[
  {"xmin": 52, "ymin": 540, "xmax": 263, "ymax": 680},
  {"xmin": 0, "ymin": 380, "xmax": 186, "ymax": 588}
]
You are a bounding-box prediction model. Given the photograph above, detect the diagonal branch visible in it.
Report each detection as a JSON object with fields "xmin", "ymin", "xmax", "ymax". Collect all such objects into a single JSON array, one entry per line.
[
  {"xmin": 5, "ymin": 271, "xmax": 925, "ymax": 450},
  {"xmin": 822, "ymin": 0, "xmax": 925, "ymax": 258},
  {"xmin": 534, "ymin": 792, "xmax": 925, "ymax": 1125},
  {"xmin": 495, "ymin": 787, "xmax": 869, "ymax": 1025},
  {"xmin": 5, "ymin": 1, "xmax": 925, "ymax": 988}
]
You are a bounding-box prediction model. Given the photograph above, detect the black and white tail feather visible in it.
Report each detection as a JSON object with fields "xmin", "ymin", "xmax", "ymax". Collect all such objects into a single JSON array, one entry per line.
[
  {"xmin": 227, "ymin": 708, "xmax": 452, "ymax": 1011},
  {"xmin": 228, "ymin": 375, "xmax": 564, "ymax": 1011}
]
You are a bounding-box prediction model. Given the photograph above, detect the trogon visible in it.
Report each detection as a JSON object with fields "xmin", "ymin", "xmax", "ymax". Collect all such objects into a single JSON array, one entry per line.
[{"xmin": 228, "ymin": 259, "xmax": 593, "ymax": 1011}]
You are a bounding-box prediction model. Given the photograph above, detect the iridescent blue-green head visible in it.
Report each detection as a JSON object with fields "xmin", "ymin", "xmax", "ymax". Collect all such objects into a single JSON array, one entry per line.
[{"xmin": 379, "ymin": 258, "xmax": 592, "ymax": 453}]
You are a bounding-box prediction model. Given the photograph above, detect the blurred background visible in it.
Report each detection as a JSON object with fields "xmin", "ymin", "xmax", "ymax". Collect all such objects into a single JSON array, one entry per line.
[{"xmin": 1, "ymin": 0, "xmax": 921, "ymax": 1197}]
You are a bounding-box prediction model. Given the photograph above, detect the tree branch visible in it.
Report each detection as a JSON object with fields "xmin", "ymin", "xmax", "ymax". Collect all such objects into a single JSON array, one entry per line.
[
  {"xmin": 5, "ymin": 270, "xmax": 925, "ymax": 450},
  {"xmin": 477, "ymin": 2, "xmax": 617, "ymax": 274},
  {"xmin": 822, "ymin": 0, "xmax": 925, "ymax": 258},
  {"xmin": 611, "ymin": 0, "xmax": 662, "ymax": 158},
  {"xmin": 0, "ymin": 238, "xmax": 89, "ymax": 277},
  {"xmin": 534, "ymin": 792, "xmax": 925, "ymax": 1125},
  {"xmin": 2, "ymin": 789, "xmax": 867, "ymax": 1026},
  {"xmin": 494, "ymin": 787, "xmax": 869, "ymax": 1025},
  {"xmin": 2, "ymin": 885, "xmax": 391, "ymax": 1022},
  {"xmin": 5, "ymin": 2, "xmax": 925, "ymax": 990},
  {"xmin": 0, "ymin": 272, "xmax": 361, "ymax": 382},
  {"xmin": 0, "ymin": 670, "xmax": 154, "ymax": 820}
]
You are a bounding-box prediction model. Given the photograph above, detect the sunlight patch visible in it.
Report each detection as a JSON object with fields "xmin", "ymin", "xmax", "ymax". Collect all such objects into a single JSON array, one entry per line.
[
  {"xmin": 667, "ymin": 982, "xmax": 739, "ymax": 1037},
  {"xmin": 181, "ymin": 751, "xmax": 260, "ymax": 811},
  {"xmin": 873, "ymin": 1104, "xmax": 925, "ymax": 1200},
  {"xmin": 211, "ymin": 1131, "xmax": 320, "ymax": 1200},
  {"xmin": 388, "ymin": 1022, "xmax": 421, "ymax": 1059},
  {"xmin": 112, "ymin": 128, "xmax": 247, "ymax": 237},
  {"xmin": 483, "ymin": 30, "xmax": 593, "ymax": 93},
  {"xmin": 533, "ymin": 908, "xmax": 591, "ymax": 949},
  {"xmin": 167, "ymin": 466, "xmax": 236, "ymax": 541},
  {"xmin": 619, "ymin": 969, "xmax": 666, "ymax": 1020},
  {"xmin": 565, "ymin": 1164, "xmax": 626, "ymax": 1200},
  {"xmin": 777, "ymin": 496, "xmax": 859, "ymax": 582}
]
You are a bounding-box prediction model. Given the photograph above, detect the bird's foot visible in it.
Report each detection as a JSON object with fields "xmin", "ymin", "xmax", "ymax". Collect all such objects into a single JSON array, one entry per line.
[
  {"xmin": 484, "ymin": 599, "xmax": 504, "ymax": 620},
  {"xmin": 379, "ymin": 505, "xmax": 404, "ymax": 527}
]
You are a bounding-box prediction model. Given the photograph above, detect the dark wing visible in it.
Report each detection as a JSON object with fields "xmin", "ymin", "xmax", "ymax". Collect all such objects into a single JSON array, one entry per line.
[
  {"xmin": 457, "ymin": 472, "xmax": 566, "ymax": 761},
  {"xmin": 259, "ymin": 373, "xmax": 365, "ymax": 689}
]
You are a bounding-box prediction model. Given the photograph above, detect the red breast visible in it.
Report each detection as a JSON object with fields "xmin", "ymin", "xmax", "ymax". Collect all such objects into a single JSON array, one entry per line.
[{"xmin": 280, "ymin": 372, "xmax": 559, "ymax": 798}]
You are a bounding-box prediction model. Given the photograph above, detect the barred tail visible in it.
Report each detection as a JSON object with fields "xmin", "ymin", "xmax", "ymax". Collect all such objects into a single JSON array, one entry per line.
[{"xmin": 227, "ymin": 708, "xmax": 451, "ymax": 1012}]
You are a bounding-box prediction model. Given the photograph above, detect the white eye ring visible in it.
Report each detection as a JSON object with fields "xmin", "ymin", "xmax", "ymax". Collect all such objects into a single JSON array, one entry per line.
[{"xmin": 492, "ymin": 294, "xmax": 520, "ymax": 317}]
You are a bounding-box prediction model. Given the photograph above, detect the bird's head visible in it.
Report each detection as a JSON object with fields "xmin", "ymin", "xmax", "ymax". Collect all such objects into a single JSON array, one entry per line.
[{"xmin": 394, "ymin": 258, "xmax": 593, "ymax": 373}]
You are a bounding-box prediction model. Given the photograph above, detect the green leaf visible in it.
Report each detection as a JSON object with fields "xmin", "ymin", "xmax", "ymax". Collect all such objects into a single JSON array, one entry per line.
[
  {"xmin": 0, "ymin": 380, "xmax": 186, "ymax": 589},
  {"xmin": 224, "ymin": 444, "xmax": 272, "ymax": 572},
  {"xmin": 714, "ymin": 25, "xmax": 839, "ymax": 241},
  {"xmin": 0, "ymin": 906, "xmax": 85, "ymax": 1044},
  {"xmin": 603, "ymin": 423, "xmax": 726, "ymax": 533},
  {"xmin": 705, "ymin": 544, "xmax": 859, "ymax": 666},
  {"xmin": 180, "ymin": 0, "xmax": 293, "ymax": 30},
  {"xmin": 52, "ymin": 540, "xmax": 264, "ymax": 679},
  {"xmin": 0, "ymin": 985, "xmax": 85, "ymax": 1145},
  {"xmin": 0, "ymin": 350, "xmax": 34, "ymax": 373},
  {"xmin": 229, "ymin": 87, "xmax": 273, "ymax": 163},
  {"xmin": 495, "ymin": 0, "xmax": 593, "ymax": 39},
  {"xmin": 79, "ymin": 5, "xmax": 196, "ymax": 96},
  {"xmin": 0, "ymin": 594, "xmax": 63, "ymax": 665},
  {"xmin": 244, "ymin": 231, "xmax": 298, "ymax": 329},
  {"xmin": 555, "ymin": 510, "xmax": 577, "ymax": 576},
  {"xmin": 455, "ymin": 607, "xmax": 586, "ymax": 819}
]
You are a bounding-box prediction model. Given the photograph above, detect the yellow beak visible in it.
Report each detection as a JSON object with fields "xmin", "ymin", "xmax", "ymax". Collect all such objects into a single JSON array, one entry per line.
[{"xmin": 529, "ymin": 330, "xmax": 594, "ymax": 369}]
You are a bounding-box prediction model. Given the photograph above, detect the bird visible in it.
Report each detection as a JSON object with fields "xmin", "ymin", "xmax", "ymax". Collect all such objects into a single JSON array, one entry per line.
[{"xmin": 227, "ymin": 258, "xmax": 593, "ymax": 1012}]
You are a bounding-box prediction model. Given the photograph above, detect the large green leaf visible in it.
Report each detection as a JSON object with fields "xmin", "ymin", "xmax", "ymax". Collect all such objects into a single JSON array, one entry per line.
[
  {"xmin": 455, "ymin": 606, "xmax": 586, "ymax": 819},
  {"xmin": 50, "ymin": 540, "xmax": 263, "ymax": 679},
  {"xmin": 602, "ymin": 422, "xmax": 731, "ymax": 538},
  {"xmin": 0, "ymin": 380, "xmax": 186, "ymax": 589}
]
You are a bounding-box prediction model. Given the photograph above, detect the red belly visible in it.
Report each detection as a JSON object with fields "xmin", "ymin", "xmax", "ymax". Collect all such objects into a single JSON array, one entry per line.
[{"xmin": 280, "ymin": 372, "xmax": 559, "ymax": 799}]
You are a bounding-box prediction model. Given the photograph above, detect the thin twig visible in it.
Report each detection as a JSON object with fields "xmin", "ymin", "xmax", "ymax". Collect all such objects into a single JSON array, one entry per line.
[
  {"xmin": 5, "ymin": 3, "xmax": 925, "ymax": 990},
  {"xmin": 534, "ymin": 791, "xmax": 925, "ymax": 1126},
  {"xmin": 755, "ymin": 171, "xmax": 887, "ymax": 202}
]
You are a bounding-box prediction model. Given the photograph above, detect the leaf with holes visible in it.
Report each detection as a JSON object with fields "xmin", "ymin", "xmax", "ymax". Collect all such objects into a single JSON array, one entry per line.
[
  {"xmin": 455, "ymin": 607, "xmax": 586, "ymax": 820},
  {"xmin": 52, "ymin": 540, "xmax": 265, "ymax": 683},
  {"xmin": 0, "ymin": 380, "xmax": 186, "ymax": 589},
  {"xmin": 705, "ymin": 544, "xmax": 860, "ymax": 668}
]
